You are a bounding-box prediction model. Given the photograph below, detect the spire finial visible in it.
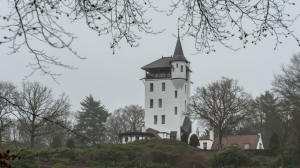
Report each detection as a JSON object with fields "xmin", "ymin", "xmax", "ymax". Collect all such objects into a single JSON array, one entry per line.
[{"xmin": 177, "ymin": 18, "xmax": 180, "ymax": 38}]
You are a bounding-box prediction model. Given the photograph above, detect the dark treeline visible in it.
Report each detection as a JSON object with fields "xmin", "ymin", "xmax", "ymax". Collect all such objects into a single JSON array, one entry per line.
[{"xmin": 0, "ymin": 82, "xmax": 144, "ymax": 149}]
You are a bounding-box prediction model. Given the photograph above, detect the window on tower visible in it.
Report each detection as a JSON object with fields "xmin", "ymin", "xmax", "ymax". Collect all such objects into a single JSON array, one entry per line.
[
  {"xmin": 181, "ymin": 65, "xmax": 183, "ymax": 72},
  {"xmin": 150, "ymin": 83, "xmax": 153, "ymax": 92},
  {"xmin": 150, "ymin": 99, "xmax": 153, "ymax": 108},
  {"xmin": 154, "ymin": 115, "xmax": 157, "ymax": 124},
  {"xmin": 175, "ymin": 90, "xmax": 178, "ymax": 98},
  {"xmin": 159, "ymin": 99, "xmax": 162, "ymax": 108},
  {"xmin": 162, "ymin": 115, "xmax": 165, "ymax": 124},
  {"xmin": 174, "ymin": 106, "xmax": 178, "ymax": 115},
  {"xmin": 162, "ymin": 82, "xmax": 165, "ymax": 91}
]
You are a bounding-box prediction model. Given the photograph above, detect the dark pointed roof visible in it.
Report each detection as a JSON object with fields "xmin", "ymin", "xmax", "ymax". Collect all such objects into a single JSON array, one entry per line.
[
  {"xmin": 172, "ymin": 36, "xmax": 188, "ymax": 62},
  {"xmin": 141, "ymin": 33, "xmax": 188, "ymax": 71}
]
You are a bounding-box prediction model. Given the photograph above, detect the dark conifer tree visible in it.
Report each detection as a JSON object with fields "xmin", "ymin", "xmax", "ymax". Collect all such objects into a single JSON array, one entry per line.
[
  {"xmin": 75, "ymin": 95, "xmax": 110, "ymax": 146},
  {"xmin": 269, "ymin": 132, "xmax": 280, "ymax": 155},
  {"xmin": 189, "ymin": 134, "xmax": 200, "ymax": 147}
]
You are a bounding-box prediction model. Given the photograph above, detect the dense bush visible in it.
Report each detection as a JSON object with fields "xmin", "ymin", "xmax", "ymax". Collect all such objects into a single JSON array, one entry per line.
[
  {"xmin": 9, "ymin": 148, "xmax": 37, "ymax": 168},
  {"xmin": 269, "ymin": 133, "xmax": 280, "ymax": 155},
  {"xmin": 212, "ymin": 146, "xmax": 251, "ymax": 168},
  {"xmin": 189, "ymin": 134, "xmax": 200, "ymax": 147},
  {"xmin": 281, "ymin": 146, "xmax": 300, "ymax": 167}
]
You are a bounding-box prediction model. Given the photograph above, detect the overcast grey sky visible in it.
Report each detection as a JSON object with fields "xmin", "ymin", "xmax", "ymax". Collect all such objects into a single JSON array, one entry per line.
[{"xmin": 1, "ymin": 1, "xmax": 300, "ymax": 116}]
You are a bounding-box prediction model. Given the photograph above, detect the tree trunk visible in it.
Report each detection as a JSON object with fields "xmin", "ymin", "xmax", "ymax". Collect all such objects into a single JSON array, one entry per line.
[
  {"xmin": 218, "ymin": 129, "xmax": 223, "ymax": 150},
  {"xmin": 30, "ymin": 131, "xmax": 35, "ymax": 148},
  {"xmin": 30, "ymin": 115, "xmax": 36, "ymax": 148},
  {"xmin": 0, "ymin": 121, "xmax": 3, "ymax": 145}
]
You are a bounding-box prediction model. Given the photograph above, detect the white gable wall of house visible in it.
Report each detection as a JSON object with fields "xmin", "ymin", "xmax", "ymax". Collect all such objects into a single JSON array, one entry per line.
[
  {"xmin": 256, "ymin": 133, "xmax": 264, "ymax": 150},
  {"xmin": 199, "ymin": 140, "xmax": 213, "ymax": 150}
]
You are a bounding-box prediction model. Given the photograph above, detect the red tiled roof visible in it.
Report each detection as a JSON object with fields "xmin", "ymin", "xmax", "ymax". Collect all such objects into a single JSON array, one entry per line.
[
  {"xmin": 212, "ymin": 135, "xmax": 259, "ymax": 150},
  {"xmin": 198, "ymin": 136, "xmax": 211, "ymax": 140},
  {"xmin": 145, "ymin": 128, "xmax": 161, "ymax": 139}
]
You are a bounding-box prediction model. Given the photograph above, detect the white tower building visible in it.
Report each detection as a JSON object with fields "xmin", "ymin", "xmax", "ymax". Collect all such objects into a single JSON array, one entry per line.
[{"xmin": 141, "ymin": 34, "xmax": 192, "ymax": 140}]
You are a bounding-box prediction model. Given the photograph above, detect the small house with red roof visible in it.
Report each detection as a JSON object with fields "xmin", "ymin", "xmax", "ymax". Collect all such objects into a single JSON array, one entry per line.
[{"xmin": 211, "ymin": 133, "xmax": 264, "ymax": 150}]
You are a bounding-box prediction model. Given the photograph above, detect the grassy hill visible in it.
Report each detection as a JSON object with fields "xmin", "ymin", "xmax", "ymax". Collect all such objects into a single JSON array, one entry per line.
[{"xmin": 1, "ymin": 139, "xmax": 286, "ymax": 168}]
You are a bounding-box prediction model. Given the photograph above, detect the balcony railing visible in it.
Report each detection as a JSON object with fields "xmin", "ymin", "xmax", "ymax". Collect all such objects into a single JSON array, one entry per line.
[{"xmin": 146, "ymin": 73, "xmax": 171, "ymax": 79}]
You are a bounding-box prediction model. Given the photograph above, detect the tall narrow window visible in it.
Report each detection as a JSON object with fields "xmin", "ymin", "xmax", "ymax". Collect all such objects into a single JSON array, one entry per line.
[
  {"xmin": 185, "ymin": 85, "xmax": 187, "ymax": 93},
  {"xmin": 159, "ymin": 99, "xmax": 162, "ymax": 108},
  {"xmin": 162, "ymin": 115, "xmax": 165, "ymax": 124},
  {"xmin": 185, "ymin": 100, "xmax": 186, "ymax": 111},
  {"xmin": 154, "ymin": 115, "xmax": 157, "ymax": 124},
  {"xmin": 181, "ymin": 65, "xmax": 183, "ymax": 72},
  {"xmin": 174, "ymin": 106, "xmax": 178, "ymax": 115},
  {"xmin": 203, "ymin": 142, "xmax": 207, "ymax": 150},
  {"xmin": 175, "ymin": 90, "xmax": 178, "ymax": 98},
  {"xmin": 176, "ymin": 64, "xmax": 178, "ymax": 68},
  {"xmin": 162, "ymin": 82, "xmax": 165, "ymax": 91},
  {"xmin": 150, "ymin": 99, "xmax": 153, "ymax": 108},
  {"xmin": 150, "ymin": 83, "xmax": 153, "ymax": 92}
]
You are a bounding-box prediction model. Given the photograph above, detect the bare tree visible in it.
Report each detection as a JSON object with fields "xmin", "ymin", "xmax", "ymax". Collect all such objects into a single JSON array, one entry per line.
[
  {"xmin": 0, "ymin": 0, "xmax": 155, "ymax": 78},
  {"xmin": 122, "ymin": 105, "xmax": 145, "ymax": 132},
  {"xmin": 105, "ymin": 111, "xmax": 127, "ymax": 143},
  {"xmin": 0, "ymin": 82, "xmax": 17, "ymax": 144},
  {"xmin": 273, "ymin": 53, "xmax": 300, "ymax": 159},
  {"xmin": 106, "ymin": 105, "xmax": 144, "ymax": 143},
  {"xmin": 190, "ymin": 77, "xmax": 250, "ymax": 149},
  {"xmin": 1, "ymin": 1, "xmax": 299, "ymax": 77},
  {"xmin": 16, "ymin": 82, "xmax": 70, "ymax": 148},
  {"xmin": 171, "ymin": 0, "xmax": 300, "ymax": 53}
]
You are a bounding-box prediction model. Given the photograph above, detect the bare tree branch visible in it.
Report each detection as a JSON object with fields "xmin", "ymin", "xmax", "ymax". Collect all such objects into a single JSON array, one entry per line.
[{"xmin": 170, "ymin": 0, "xmax": 300, "ymax": 54}]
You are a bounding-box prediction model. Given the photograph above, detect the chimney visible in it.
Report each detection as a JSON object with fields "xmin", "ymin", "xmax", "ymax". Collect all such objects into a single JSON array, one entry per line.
[{"xmin": 209, "ymin": 130, "xmax": 214, "ymax": 141}]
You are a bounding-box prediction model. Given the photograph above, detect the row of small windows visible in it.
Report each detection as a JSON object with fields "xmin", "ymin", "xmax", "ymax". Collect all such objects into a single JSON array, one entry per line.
[
  {"xmin": 150, "ymin": 82, "xmax": 165, "ymax": 92},
  {"xmin": 150, "ymin": 83, "xmax": 187, "ymax": 93},
  {"xmin": 150, "ymin": 99, "xmax": 186, "ymax": 112},
  {"xmin": 174, "ymin": 64, "xmax": 184, "ymax": 72},
  {"xmin": 154, "ymin": 115, "xmax": 165, "ymax": 124},
  {"xmin": 149, "ymin": 99, "xmax": 162, "ymax": 108}
]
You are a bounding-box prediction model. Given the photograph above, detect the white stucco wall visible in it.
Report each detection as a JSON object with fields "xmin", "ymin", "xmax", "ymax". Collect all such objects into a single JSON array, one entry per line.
[
  {"xmin": 199, "ymin": 140, "xmax": 213, "ymax": 150},
  {"xmin": 121, "ymin": 136, "xmax": 149, "ymax": 144},
  {"xmin": 171, "ymin": 61, "xmax": 188, "ymax": 79},
  {"xmin": 143, "ymin": 61, "xmax": 190, "ymax": 140}
]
